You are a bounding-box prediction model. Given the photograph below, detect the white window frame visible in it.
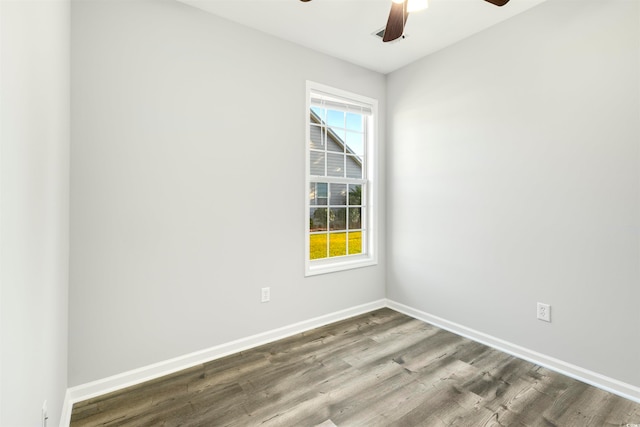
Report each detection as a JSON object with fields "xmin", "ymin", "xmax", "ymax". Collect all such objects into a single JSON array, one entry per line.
[{"xmin": 305, "ymin": 81, "xmax": 378, "ymax": 276}]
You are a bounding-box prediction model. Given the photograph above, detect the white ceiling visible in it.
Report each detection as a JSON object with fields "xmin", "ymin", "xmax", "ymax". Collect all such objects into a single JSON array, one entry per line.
[{"xmin": 177, "ymin": 0, "xmax": 548, "ymax": 74}]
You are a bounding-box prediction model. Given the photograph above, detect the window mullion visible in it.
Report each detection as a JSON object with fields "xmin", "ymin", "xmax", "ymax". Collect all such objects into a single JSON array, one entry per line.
[
  {"xmin": 309, "ymin": 176, "xmax": 365, "ymax": 185},
  {"xmin": 323, "ymin": 125, "xmax": 328, "ymax": 177}
]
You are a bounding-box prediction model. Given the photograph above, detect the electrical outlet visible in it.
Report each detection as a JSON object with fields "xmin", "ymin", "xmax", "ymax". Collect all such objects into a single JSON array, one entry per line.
[
  {"xmin": 537, "ymin": 302, "xmax": 551, "ymax": 322},
  {"xmin": 42, "ymin": 400, "xmax": 48, "ymax": 427},
  {"xmin": 261, "ymin": 287, "xmax": 270, "ymax": 303}
]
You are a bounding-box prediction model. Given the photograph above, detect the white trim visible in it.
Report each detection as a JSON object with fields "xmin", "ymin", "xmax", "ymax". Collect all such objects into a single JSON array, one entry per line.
[
  {"xmin": 61, "ymin": 299, "xmax": 387, "ymax": 426},
  {"xmin": 310, "ymin": 94, "xmax": 373, "ymax": 115},
  {"xmin": 305, "ymin": 81, "xmax": 379, "ymax": 277},
  {"xmin": 59, "ymin": 298, "xmax": 640, "ymax": 426},
  {"xmin": 386, "ymin": 299, "xmax": 640, "ymax": 404},
  {"xmin": 307, "ymin": 254, "xmax": 377, "ymax": 276}
]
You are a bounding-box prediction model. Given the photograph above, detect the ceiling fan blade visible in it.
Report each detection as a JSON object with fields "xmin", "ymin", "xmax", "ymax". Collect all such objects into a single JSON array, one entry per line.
[
  {"xmin": 484, "ymin": 0, "xmax": 510, "ymax": 6},
  {"xmin": 383, "ymin": 0, "xmax": 408, "ymax": 43}
]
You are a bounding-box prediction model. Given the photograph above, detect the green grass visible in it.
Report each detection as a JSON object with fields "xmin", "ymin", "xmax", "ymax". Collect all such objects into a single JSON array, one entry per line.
[{"xmin": 310, "ymin": 231, "xmax": 362, "ymax": 260}]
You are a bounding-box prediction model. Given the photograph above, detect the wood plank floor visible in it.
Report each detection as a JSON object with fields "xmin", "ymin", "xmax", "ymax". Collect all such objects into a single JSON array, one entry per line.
[{"xmin": 70, "ymin": 308, "xmax": 640, "ymax": 426}]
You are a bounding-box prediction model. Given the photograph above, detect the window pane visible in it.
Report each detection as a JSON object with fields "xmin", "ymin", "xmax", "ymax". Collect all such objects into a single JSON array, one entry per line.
[
  {"xmin": 310, "ymin": 208, "xmax": 328, "ymax": 231},
  {"xmin": 307, "ymin": 85, "xmax": 375, "ymax": 272},
  {"xmin": 346, "ymin": 155, "xmax": 362, "ymax": 179},
  {"xmin": 311, "ymin": 107, "xmax": 326, "ymax": 121},
  {"xmin": 346, "ymin": 113, "xmax": 363, "ymax": 132},
  {"xmin": 327, "ymin": 110, "xmax": 344, "ymax": 129},
  {"xmin": 348, "ymin": 184, "xmax": 362, "ymax": 205},
  {"xmin": 348, "ymin": 231, "xmax": 362, "ymax": 255},
  {"xmin": 326, "ymin": 130, "xmax": 344, "ymax": 153},
  {"xmin": 309, "ymin": 183, "xmax": 316, "ymax": 206},
  {"xmin": 316, "ymin": 182, "xmax": 327, "ymax": 205},
  {"xmin": 348, "ymin": 207, "xmax": 361, "ymax": 230},
  {"xmin": 330, "ymin": 183, "xmax": 347, "ymax": 206},
  {"xmin": 310, "ymin": 233, "xmax": 328, "ymax": 260},
  {"xmin": 329, "ymin": 208, "xmax": 346, "ymax": 231},
  {"xmin": 327, "ymin": 153, "xmax": 344, "ymax": 177},
  {"xmin": 329, "ymin": 232, "xmax": 347, "ymax": 257},
  {"xmin": 310, "ymin": 151, "xmax": 325, "ymax": 176},
  {"xmin": 309, "ymin": 124, "xmax": 325, "ymax": 150},
  {"xmin": 310, "ymin": 182, "xmax": 328, "ymax": 206},
  {"xmin": 345, "ymin": 132, "xmax": 364, "ymax": 156}
]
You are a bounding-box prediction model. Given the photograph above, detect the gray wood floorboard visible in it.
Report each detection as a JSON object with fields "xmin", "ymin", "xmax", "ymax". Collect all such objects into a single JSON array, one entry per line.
[{"xmin": 70, "ymin": 308, "xmax": 640, "ymax": 426}]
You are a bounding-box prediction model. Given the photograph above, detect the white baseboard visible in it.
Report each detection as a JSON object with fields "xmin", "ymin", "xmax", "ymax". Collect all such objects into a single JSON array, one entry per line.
[
  {"xmin": 386, "ymin": 299, "xmax": 640, "ymax": 404},
  {"xmin": 60, "ymin": 299, "xmax": 386, "ymax": 426},
  {"xmin": 60, "ymin": 297, "xmax": 640, "ymax": 426}
]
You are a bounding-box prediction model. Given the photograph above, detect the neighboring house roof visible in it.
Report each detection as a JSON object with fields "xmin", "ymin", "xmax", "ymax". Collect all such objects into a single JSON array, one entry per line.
[{"xmin": 310, "ymin": 110, "xmax": 363, "ymax": 168}]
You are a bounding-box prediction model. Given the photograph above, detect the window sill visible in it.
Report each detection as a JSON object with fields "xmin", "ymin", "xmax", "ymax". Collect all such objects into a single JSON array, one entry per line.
[{"xmin": 305, "ymin": 254, "xmax": 377, "ymax": 277}]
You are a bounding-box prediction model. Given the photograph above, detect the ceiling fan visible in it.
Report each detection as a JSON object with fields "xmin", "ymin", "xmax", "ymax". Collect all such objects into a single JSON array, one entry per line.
[
  {"xmin": 382, "ymin": 0, "xmax": 510, "ymax": 42},
  {"xmin": 300, "ymin": 0, "xmax": 510, "ymax": 43}
]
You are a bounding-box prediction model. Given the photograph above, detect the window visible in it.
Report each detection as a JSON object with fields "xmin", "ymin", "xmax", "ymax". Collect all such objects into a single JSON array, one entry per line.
[{"xmin": 305, "ymin": 81, "xmax": 378, "ymax": 276}]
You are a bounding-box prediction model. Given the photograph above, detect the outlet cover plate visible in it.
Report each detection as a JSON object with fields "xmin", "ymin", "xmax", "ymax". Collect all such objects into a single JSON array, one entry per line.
[
  {"xmin": 537, "ymin": 302, "xmax": 551, "ymax": 322},
  {"xmin": 42, "ymin": 400, "xmax": 48, "ymax": 427},
  {"xmin": 261, "ymin": 287, "xmax": 270, "ymax": 303}
]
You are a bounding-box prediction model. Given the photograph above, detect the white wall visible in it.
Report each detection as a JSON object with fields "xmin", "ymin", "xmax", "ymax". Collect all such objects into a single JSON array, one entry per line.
[
  {"xmin": 387, "ymin": 0, "xmax": 640, "ymax": 388},
  {"xmin": 0, "ymin": 0, "xmax": 70, "ymax": 425},
  {"xmin": 70, "ymin": 0, "xmax": 386, "ymax": 386}
]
